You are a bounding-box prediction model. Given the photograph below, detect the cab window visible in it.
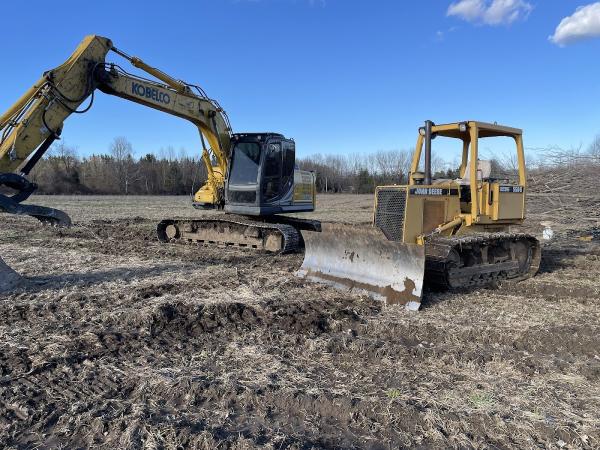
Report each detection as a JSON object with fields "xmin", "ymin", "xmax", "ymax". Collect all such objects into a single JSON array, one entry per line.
[
  {"xmin": 264, "ymin": 143, "xmax": 282, "ymax": 177},
  {"xmin": 229, "ymin": 142, "xmax": 261, "ymax": 185}
]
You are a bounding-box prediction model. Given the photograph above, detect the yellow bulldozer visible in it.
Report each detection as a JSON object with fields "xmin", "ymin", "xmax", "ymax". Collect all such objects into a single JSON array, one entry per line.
[{"xmin": 298, "ymin": 120, "xmax": 541, "ymax": 310}]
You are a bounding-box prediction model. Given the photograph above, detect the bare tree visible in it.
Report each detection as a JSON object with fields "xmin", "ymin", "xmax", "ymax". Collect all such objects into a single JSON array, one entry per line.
[
  {"xmin": 373, "ymin": 149, "xmax": 411, "ymax": 185},
  {"xmin": 110, "ymin": 137, "xmax": 138, "ymax": 194},
  {"xmin": 588, "ymin": 134, "xmax": 600, "ymax": 161},
  {"xmin": 50, "ymin": 141, "xmax": 78, "ymax": 172}
]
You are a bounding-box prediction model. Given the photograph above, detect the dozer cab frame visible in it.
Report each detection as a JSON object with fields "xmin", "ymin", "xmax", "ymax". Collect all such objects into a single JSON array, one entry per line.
[
  {"xmin": 376, "ymin": 120, "xmax": 528, "ymax": 244},
  {"xmin": 298, "ymin": 121, "xmax": 540, "ymax": 310}
]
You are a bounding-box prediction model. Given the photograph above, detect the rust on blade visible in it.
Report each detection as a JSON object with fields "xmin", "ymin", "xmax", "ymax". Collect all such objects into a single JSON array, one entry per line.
[
  {"xmin": 297, "ymin": 223, "xmax": 425, "ymax": 311},
  {"xmin": 303, "ymin": 269, "xmax": 420, "ymax": 307}
]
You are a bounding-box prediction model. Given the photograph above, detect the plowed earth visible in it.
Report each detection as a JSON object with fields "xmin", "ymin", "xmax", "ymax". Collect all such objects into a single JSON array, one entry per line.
[{"xmin": 1, "ymin": 194, "xmax": 600, "ymax": 449}]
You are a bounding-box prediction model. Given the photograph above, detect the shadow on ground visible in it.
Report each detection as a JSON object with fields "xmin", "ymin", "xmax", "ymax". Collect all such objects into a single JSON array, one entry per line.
[{"xmin": 2, "ymin": 263, "xmax": 187, "ymax": 295}]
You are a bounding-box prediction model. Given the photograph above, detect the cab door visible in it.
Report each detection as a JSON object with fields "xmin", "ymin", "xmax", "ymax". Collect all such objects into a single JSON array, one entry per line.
[
  {"xmin": 261, "ymin": 141, "xmax": 283, "ymax": 204},
  {"xmin": 261, "ymin": 140, "xmax": 295, "ymax": 205},
  {"xmin": 280, "ymin": 141, "xmax": 296, "ymax": 198}
]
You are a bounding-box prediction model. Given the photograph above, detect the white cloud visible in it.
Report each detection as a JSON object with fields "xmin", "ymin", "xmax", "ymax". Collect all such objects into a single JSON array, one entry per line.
[
  {"xmin": 550, "ymin": 2, "xmax": 600, "ymax": 46},
  {"xmin": 434, "ymin": 26, "xmax": 459, "ymax": 42},
  {"xmin": 447, "ymin": 0, "xmax": 533, "ymax": 26}
]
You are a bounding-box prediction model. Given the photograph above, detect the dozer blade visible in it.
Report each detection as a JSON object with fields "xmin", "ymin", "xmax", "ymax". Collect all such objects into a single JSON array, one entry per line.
[{"xmin": 297, "ymin": 223, "xmax": 425, "ymax": 310}]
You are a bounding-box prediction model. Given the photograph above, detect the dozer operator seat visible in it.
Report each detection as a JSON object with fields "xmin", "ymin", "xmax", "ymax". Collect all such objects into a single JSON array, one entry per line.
[
  {"xmin": 456, "ymin": 159, "xmax": 492, "ymax": 209},
  {"xmin": 458, "ymin": 159, "xmax": 492, "ymax": 185}
]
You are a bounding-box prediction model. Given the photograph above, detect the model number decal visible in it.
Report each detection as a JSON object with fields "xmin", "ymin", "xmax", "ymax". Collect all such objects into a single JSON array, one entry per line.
[
  {"xmin": 131, "ymin": 82, "xmax": 171, "ymax": 105},
  {"xmin": 500, "ymin": 186, "xmax": 524, "ymax": 193}
]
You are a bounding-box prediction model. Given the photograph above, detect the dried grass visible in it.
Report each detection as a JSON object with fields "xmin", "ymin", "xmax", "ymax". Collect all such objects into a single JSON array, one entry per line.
[{"xmin": 0, "ymin": 194, "xmax": 599, "ymax": 448}]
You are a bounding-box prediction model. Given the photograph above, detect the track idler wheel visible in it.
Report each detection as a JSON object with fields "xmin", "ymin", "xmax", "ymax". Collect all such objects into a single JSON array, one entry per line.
[{"xmin": 156, "ymin": 220, "xmax": 180, "ymax": 242}]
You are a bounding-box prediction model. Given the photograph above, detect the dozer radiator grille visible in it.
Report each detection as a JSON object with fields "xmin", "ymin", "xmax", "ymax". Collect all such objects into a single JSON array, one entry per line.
[{"xmin": 375, "ymin": 188, "xmax": 406, "ymax": 242}]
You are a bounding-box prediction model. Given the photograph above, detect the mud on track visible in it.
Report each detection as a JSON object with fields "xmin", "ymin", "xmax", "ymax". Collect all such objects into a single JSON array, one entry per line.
[{"xmin": 1, "ymin": 194, "xmax": 600, "ymax": 449}]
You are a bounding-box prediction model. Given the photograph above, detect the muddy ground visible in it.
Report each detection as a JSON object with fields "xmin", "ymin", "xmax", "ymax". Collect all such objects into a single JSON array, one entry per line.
[{"xmin": 1, "ymin": 194, "xmax": 600, "ymax": 449}]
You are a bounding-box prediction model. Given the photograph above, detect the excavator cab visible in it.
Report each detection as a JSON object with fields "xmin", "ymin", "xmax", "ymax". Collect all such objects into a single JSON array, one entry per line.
[{"xmin": 224, "ymin": 133, "xmax": 316, "ymax": 216}]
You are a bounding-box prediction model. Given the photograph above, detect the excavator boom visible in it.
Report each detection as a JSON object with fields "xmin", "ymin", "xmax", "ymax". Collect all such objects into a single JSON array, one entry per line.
[
  {"xmin": 1, "ymin": 36, "xmax": 112, "ymax": 174},
  {"xmin": 0, "ymin": 35, "xmax": 232, "ymax": 226}
]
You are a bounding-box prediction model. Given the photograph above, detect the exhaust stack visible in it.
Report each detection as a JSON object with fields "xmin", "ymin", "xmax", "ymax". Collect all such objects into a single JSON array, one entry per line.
[{"xmin": 424, "ymin": 120, "xmax": 433, "ymax": 186}]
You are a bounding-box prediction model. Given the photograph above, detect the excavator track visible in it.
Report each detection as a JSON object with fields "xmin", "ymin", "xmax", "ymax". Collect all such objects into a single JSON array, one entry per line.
[
  {"xmin": 156, "ymin": 215, "xmax": 321, "ymax": 254},
  {"xmin": 425, "ymin": 233, "xmax": 541, "ymax": 290}
]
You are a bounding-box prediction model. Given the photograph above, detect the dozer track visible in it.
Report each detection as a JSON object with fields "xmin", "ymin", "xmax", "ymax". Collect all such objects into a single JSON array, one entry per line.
[
  {"xmin": 156, "ymin": 214, "xmax": 321, "ymax": 254},
  {"xmin": 425, "ymin": 233, "xmax": 541, "ymax": 290}
]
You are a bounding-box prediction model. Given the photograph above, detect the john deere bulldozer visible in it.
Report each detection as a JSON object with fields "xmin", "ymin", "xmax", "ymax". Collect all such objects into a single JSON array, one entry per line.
[{"xmin": 298, "ymin": 120, "xmax": 541, "ymax": 310}]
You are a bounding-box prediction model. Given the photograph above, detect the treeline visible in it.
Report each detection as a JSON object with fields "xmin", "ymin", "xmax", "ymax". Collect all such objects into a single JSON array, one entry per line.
[
  {"xmin": 30, "ymin": 139, "xmax": 432, "ymax": 195},
  {"xmin": 30, "ymin": 138, "xmax": 208, "ymax": 195},
  {"xmin": 28, "ymin": 134, "xmax": 600, "ymax": 195},
  {"xmin": 297, "ymin": 150, "xmax": 459, "ymax": 193},
  {"xmin": 29, "ymin": 138, "xmax": 453, "ymax": 195}
]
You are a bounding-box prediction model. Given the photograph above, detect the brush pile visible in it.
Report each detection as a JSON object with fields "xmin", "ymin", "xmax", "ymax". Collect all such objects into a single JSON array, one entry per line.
[{"xmin": 527, "ymin": 154, "xmax": 600, "ymax": 235}]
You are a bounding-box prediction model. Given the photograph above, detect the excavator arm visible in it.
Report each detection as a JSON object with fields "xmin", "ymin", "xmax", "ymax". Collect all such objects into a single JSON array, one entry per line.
[{"xmin": 0, "ymin": 35, "xmax": 232, "ymax": 225}]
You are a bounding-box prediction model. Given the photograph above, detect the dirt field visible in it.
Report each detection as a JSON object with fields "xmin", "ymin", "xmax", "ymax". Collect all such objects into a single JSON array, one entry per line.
[{"xmin": 1, "ymin": 194, "xmax": 600, "ymax": 449}]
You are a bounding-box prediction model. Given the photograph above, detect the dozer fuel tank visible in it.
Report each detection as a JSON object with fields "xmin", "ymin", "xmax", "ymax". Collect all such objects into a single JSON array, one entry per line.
[{"xmin": 297, "ymin": 223, "xmax": 425, "ymax": 311}]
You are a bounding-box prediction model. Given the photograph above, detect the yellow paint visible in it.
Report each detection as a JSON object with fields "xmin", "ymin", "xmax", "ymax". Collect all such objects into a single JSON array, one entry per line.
[
  {"xmin": 293, "ymin": 171, "xmax": 315, "ymax": 203},
  {"xmin": 0, "ymin": 35, "xmax": 233, "ymax": 209},
  {"xmin": 376, "ymin": 121, "xmax": 529, "ymax": 245}
]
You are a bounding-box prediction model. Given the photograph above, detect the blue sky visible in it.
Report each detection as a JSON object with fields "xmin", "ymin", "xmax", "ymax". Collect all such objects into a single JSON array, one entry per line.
[{"xmin": 1, "ymin": 0, "xmax": 599, "ymax": 161}]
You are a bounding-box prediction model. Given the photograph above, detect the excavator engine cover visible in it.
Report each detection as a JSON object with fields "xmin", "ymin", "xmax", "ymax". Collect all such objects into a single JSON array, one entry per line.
[{"xmin": 297, "ymin": 223, "xmax": 425, "ymax": 310}]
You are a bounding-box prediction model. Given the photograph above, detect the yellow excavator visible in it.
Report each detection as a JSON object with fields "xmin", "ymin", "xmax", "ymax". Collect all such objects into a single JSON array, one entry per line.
[
  {"xmin": 298, "ymin": 120, "xmax": 541, "ymax": 310},
  {"xmin": 0, "ymin": 35, "xmax": 318, "ymax": 256}
]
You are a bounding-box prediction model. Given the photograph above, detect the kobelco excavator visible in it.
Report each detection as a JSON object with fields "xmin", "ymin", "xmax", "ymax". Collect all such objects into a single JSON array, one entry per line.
[
  {"xmin": 298, "ymin": 120, "xmax": 541, "ymax": 310},
  {"xmin": 0, "ymin": 35, "xmax": 318, "ymax": 256}
]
